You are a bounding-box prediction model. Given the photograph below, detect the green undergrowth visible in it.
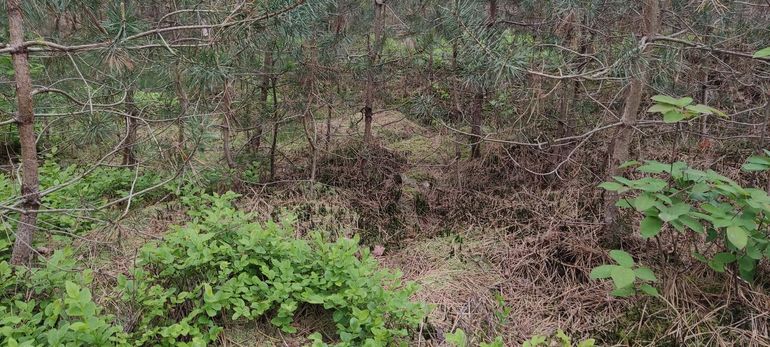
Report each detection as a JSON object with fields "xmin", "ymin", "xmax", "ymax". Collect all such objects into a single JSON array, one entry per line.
[
  {"xmin": 0, "ymin": 190, "xmax": 428, "ymax": 346},
  {"xmin": 0, "ymin": 159, "xmax": 172, "ymax": 259}
]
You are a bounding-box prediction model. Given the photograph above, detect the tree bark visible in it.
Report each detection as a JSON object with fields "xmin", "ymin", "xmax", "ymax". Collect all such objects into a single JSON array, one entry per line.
[
  {"xmin": 603, "ymin": 0, "xmax": 660, "ymax": 244},
  {"xmin": 269, "ymin": 74, "xmax": 280, "ymax": 182},
  {"xmin": 8, "ymin": 0, "xmax": 41, "ymax": 266},
  {"xmin": 249, "ymin": 50, "xmax": 273, "ymax": 155},
  {"xmin": 221, "ymin": 80, "xmax": 237, "ymax": 169},
  {"xmin": 364, "ymin": 0, "xmax": 386, "ymax": 145},
  {"xmin": 122, "ymin": 87, "xmax": 139, "ymax": 167},
  {"xmin": 554, "ymin": 9, "xmax": 582, "ymax": 168},
  {"xmin": 487, "ymin": 0, "xmax": 498, "ymax": 27},
  {"xmin": 470, "ymin": 91, "xmax": 484, "ymax": 159},
  {"xmin": 173, "ymin": 67, "xmax": 188, "ymax": 154},
  {"xmin": 302, "ymin": 39, "xmax": 318, "ymax": 182}
]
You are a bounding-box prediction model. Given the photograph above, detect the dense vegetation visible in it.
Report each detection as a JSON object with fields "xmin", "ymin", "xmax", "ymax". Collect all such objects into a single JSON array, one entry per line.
[{"xmin": 1, "ymin": 0, "xmax": 770, "ymax": 345}]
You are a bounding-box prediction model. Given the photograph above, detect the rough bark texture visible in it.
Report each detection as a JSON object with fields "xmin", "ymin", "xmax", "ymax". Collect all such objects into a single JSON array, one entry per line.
[
  {"xmin": 269, "ymin": 76, "xmax": 279, "ymax": 182},
  {"xmin": 8, "ymin": 0, "xmax": 41, "ymax": 266},
  {"xmin": 302, "ymin": 39, "xmax": 318, "ymax": 182},
  {"xmin": 122, "ymin": 87, "xmax": 139, "ymax": 167},
  {"xmin": 364, "ymin": 0, "xmax": 386, "ymax": 144},
  {"xmin": 554, "ymin": 9, "xmax": 583, "ymax": 168},
  {"xmin": 603, "ymin": 0, "xmax": 660, "ymax": 244},
  {"xmin": 173, "ymin": 68, "xmax": 188, "ymax": 152},
  {"xmin": 487, "ymin": 0, "xmax": 498, "ymax": 27},
  {"xmin": 470, "ymin": 91, "xmax": 484, "ymax": 159},
  {"xmin": 222, "ymin": 80, "xmax": 237, "ymax": 169},
  {"xmin": 249, "ymin": 50, "xmax": 273, "ymax": 155}
]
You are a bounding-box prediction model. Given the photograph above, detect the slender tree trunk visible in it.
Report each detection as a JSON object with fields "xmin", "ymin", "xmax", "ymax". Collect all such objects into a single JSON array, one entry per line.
[
  {"xmin": 451, "ymin": 42, "xmax": 463, "ymax": 161},
  {"xmin": 555, "ymin": 9, "xmax": 582, "ymax": 167},
  {"xmin": 487, "ymin": 0, "xmax": 498, "ymax": 26},
  {"xmin": 269, "ymin": 74, "xmax": 279, "ymax": 181},
  {"xmin": 364, "ymin": 0, "xmax": 386, "ymax": 145},
  {"xmin": 326, "ymin": 103, "xmax": 332, "ymax": 151},
  {"xmin": 8, "ymin": 0, "xmax": 41, "ymax": 266},
  {"xmin": 470, "ymin": 91, "xmax": 484, "ymax": 159},
  {"xmin": 221, "ymin": 80, "xmax": 237, "ymax": 169},
  {"xmin": 122, "ymin": 87, "xmax": 139, "ymax": 167},
  {"xmin": 603, "ymin": 0, "xmax": 660, "ymax": 244},
  {"xmin": 302, "ymin": 39, "xmax": 318, "ymax": 182},
  {"xmin": 173, "ymin": 68, "xmax": 188, "ymax": 155},
  {"xmin": 249, "ymin": 50, "xmax": 273, "ymax": 155}
]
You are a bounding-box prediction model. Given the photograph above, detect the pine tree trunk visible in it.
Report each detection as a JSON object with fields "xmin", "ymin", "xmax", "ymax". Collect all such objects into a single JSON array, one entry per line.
[
  {"xmin": 122, "ymin": 87, "xmax": 139, "ymax": 167},
  {"xmin": 364, "ymin": 0, "xmax": 386, "ymax": 145},
  {"xmin": 555, "ymin": 10, "xmax": 582, "ymax": 168},
  {"xmin": 302, "ymin": 39, "xmax": 318, "ymax": 182},
  {"xmin": 250, "ymin": 50, "xmax": 273, "ymax": 155},
  {"xmin": 487, "ymin": 0, "xmax": 498, "ymax": 26},
  {"xmin": 470, "ymin": 91, "xmax": 484, "ymax": 159},
  {"xmin": 173, "ymin": 68, "xmax": 188, "ymax": 155},
  {"xmin": 269, "ymin": 75, "xmax": 280, "ymax": 182},
  {"xmin": 8, "ymin": 0, "xmax": 41, "ymax": 266},
  {"xmin": 603, "ymin": 0, "xmax": 660, "ymax": 244},
  {"xmin": 222, "ymin": 80, "xmax": 237, "ymax": 169}
]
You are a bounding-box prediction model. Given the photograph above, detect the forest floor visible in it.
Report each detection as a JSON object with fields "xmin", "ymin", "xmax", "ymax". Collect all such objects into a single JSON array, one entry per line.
[{"xmin": 83, "ymin": 110, "xmax": 770, "ymax": 346}]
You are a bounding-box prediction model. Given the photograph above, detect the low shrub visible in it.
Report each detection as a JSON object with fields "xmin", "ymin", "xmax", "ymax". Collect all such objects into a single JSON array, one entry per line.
[{"xmin": 120, "ymin": 191, "xmax": 428, "ymax": 346}]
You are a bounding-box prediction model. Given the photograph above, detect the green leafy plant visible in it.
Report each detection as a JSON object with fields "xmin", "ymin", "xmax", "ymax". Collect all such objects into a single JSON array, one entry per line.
[
  {"xmin": 590, "ymin": 250, "xmax": 658, "ymax": 297},
  {"xmin": 600, "ymin": 159, "xmax": 770, "ymax": 282},
  {"xmin": 647, "ymin": 95, "xmax": 726, "ymax": 123},
  {"xmin": 0, "ymin": 249, "xmax": 128, "ymax": 346},
  {"xmin": 0, "ymin": 159, "xmax": 172, "ymax": 259},
  {"xmin": 522, "ymin": 330, "xmax": 595, "ymax": 347},
  {"xmin": 121, "ymin": 191, "xmax": 428, "ymax": 346},
  {"xmin": 754, "ymin": 47, "xmax": 770, "ymax": 58},
  {"xmin": 444, "ymin": 329, "xmax": 504, "ymax": 347}
]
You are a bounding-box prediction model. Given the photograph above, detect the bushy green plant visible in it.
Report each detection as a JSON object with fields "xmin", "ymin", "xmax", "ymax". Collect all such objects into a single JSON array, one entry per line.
[
  {"xmin": 599, "ymin": 159, "xmax": 770, "ymax": 282},
  {"xmin": 121, "ymin": 191, "xmax": 428, "ymax": 346},
  {"xmin": 646, "ymin": 95, "xmax": 725, "ymax": 123},
  {"xmin": 0, "ymin": 249, "xmax": 128, "ymax": 346},
  {"xmin": 589, "ymin": 250, "xmax": 658, "ymax": 297}
]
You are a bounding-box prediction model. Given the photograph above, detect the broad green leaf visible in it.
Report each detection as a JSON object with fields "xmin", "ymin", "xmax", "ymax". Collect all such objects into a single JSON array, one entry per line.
[
  {"xmin": 738, "ymin": 255, "xmax": 756, "ymax": 272},
  {"xmin": 713, "ymin": 252, "xmax": 736, "ymax": 264},
  {"xmin": 651, "ymin": 95, "xmax": 677, "ymax": 104},
  {"xmin": 708, "ymin": 260, "xmax": 726, "ymax": 272},
  {"xmin": 742, "ymin": 163, "xmax": 769, "ymax": 172},
  {"xmin": 633, "ymin": 267, "xmax": 657, "ymax": 282},
  {"xmin": 658, "ymin": 202, "xmax": 690, "ymax": 222},
  {"xmin": 663, "ymin": 110, "xmax": 686, "ymax": 123},
  {"xmin": 639, "ymin": 284, "xmax": 659, "ymax": 297},
  {"xmin": 598, "ymin": 182, "xmax": 624, "ymax": 191},
  {"xmin": 678, "ymin": 215, "xmax": 703, "ymax": 233},
  {"xmin": 753, "ymin": 46, "xmax": 770, "ymax": 58},
  {"xmin": 640, "ymin": 216, "xmax": 663, "ymax": 238},
  {"xmin": 726, "ymin": 226, "xmax": 748, "ymax": 249},
  {"xmin": 615, "ymin": 199, "xmax": 632, "ymax": 208},
  {"xmin": 609, "ymin": 250, "xmax": 635, "ymax": 267},
  {"xmin": 651, "ymin": 95, "xmax": 689, "ymax": 106},
  {"xmin": 619, "ymin": 160, "xmax": 640, "ymax": 169},
  {"xmin": 590, "ymin": 265, "xmax": 616, "ymax": 279},
  {"xmin": 631, "ymin": 194, "xmax": 656, "ymax": 211},
  {"xmin": 610, "ymin": 285, "xmax": 636, "ymax": 297},
  {"xmin": 647, "ymin": 104, "xmax": 676, "ymax": 113},
  {"xmin": 692, "ymin": 252, "xmax": 708, "ymax": 263},
  {"xmin": 684, "ymin": 104, "xmax": 714, "ymax": 115}
]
